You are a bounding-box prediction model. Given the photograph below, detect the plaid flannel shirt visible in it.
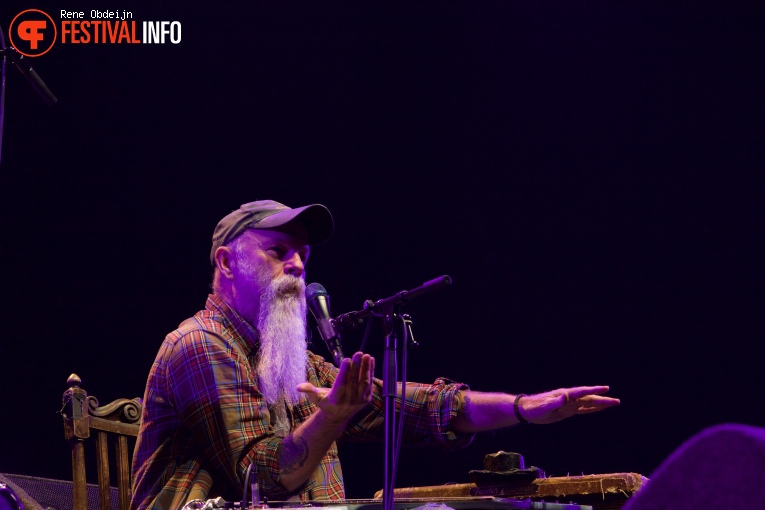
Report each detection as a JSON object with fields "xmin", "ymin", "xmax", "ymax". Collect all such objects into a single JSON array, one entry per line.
[{"xmin": 130, "ymin": 294, "xmax": 473, "ymax": 510}]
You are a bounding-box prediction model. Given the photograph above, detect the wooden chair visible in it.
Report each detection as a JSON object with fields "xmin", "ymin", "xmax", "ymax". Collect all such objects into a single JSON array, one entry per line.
[{"xmin": 62, "ymin": 374, "xmax": 142, "ymax": 510}]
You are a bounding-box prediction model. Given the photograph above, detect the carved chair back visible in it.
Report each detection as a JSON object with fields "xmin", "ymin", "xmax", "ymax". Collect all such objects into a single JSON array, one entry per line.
[{"xmin": 62, "ymin": 374, "xmax": 142, "ymax": 510}]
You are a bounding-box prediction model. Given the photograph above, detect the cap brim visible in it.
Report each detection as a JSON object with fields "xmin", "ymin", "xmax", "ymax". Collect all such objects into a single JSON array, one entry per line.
[{"xmin": 255, "ymin": 204, "xmax": 334, "ymax": 245}]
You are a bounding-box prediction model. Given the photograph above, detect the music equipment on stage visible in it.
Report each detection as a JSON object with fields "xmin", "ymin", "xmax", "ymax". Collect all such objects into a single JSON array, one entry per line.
[
  {"xmin": 373, "ymin": 473, "xmax": 648, "ymax": 510},
  {"xmin": 182, "ymin": 497, "xmax": 592, "ymax": 510}
]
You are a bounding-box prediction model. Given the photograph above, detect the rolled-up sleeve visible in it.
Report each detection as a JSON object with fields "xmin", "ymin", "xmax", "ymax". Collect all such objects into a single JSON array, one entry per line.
[{"xmin": 308, "ymin": 353, "xmax": 474, "ymax": 449}]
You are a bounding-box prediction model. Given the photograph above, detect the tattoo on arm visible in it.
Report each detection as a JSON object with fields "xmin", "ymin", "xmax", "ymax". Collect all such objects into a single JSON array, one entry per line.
[{"xmin": 280, "ymin": 435, "xmax": 309, "ymax": 475}]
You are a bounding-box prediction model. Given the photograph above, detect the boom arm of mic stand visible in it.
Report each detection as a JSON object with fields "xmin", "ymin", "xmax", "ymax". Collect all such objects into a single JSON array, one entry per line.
[
  {"xmin": 2, "ymin": 47, "xmax": 58, "ymax": 106},
  {"xmin": 333, "ymin": 275, "xmax": 452, "ymax": 330}
]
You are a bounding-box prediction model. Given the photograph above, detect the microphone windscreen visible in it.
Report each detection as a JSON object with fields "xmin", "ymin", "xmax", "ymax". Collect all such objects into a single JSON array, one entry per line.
[{"xmin": 305, "ymin": 282, "xmax": 328, "ymax": 302}]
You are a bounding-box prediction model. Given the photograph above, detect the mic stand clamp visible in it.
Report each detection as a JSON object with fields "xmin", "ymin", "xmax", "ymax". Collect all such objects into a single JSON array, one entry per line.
[{"xmin": 401, "ymin": 314, "xmax": 419, "ymax": 349}]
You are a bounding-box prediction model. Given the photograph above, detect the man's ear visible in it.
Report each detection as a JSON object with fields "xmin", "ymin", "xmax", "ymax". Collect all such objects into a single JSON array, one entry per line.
[{"xmin": 214, "ymin": 246, "xmax": 235, "ymax": 279}]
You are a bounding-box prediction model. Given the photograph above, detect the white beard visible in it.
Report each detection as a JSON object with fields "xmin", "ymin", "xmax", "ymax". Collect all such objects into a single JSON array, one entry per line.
[
  {"xmin": 231, "ymin": 240, "xmax": 309, "ymax": 433},
  {"xmin": 254, "ymin": 272, "xmax": 309, "ymax": 408}
]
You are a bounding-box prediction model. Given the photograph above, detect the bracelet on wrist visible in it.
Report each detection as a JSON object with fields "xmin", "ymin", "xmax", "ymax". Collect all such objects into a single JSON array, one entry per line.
[{"xmin": 514, "ymin": 393, "xmax": 529, "ymax": 424}]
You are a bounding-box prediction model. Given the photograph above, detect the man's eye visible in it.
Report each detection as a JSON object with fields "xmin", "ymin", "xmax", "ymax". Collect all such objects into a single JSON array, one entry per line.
[{"xmin": 267, "ymin": 246, "xmax": 285, "ymax": 257}]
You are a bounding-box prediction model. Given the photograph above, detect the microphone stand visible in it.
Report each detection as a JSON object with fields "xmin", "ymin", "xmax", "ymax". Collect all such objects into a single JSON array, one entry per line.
[
  {"xmin": 334, "ymin": 275, "xmax": 452, "ymax": 510},
  {"xmin": 0, "ymin": 26, "xmax": 58, "ymax": 166},
  {"xmin": 1, "ymin": 45, "xmax": 58, "ymax": 106},
  {"xmin": 380, "ymin": 299, "xmax": 399, "ymax": 510}
]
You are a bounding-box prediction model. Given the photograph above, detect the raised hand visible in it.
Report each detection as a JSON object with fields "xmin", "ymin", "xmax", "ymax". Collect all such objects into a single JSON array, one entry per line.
[{"xmin": 297, "ymin": 352, "xmax": 375, "ymax": 424}]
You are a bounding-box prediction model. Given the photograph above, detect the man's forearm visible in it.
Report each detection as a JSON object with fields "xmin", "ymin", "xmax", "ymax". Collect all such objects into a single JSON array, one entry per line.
[
  {"xmin": 283, "ymin": 352, "xmax": 376, "ymax": 491},
  {"xmin": 276, "ymin": 409, "xmax": 348, "ymax": 492},
  {"xmin": 451, "ymin": 386, "xmax": 619, "ymax": 431},
  {"xmin": 451, "ymin": 391, "xmax": 520, "ymax": 432}
]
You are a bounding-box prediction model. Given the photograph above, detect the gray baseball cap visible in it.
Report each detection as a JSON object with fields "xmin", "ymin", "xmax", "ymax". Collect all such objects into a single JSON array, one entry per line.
[{"xmin": 210, "ymin": 200, "xmax": 334, "ymax": 265}]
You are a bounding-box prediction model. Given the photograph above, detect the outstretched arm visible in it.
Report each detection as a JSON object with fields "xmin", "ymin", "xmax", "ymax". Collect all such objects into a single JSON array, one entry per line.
[{"xmin": 452, "ymin": 386, "xmax": 620, "ymax": 432}]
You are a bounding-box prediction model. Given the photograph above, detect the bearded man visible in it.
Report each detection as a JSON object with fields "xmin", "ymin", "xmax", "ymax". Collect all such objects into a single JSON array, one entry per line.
[{"xmin": 130, "ymin": 200, "xmax": 620, "ymax": 510}]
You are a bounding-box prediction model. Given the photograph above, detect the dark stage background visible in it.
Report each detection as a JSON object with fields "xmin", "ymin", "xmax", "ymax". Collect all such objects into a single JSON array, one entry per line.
[{"xmin": 0, "ymin": 1, "xmax": 762, "ymax": 501}]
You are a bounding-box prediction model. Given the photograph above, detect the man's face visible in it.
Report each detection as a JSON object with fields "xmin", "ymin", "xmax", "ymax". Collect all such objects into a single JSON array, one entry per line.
[{"xmin": 230, "ymin": 228, "xmax": 311, "ymax": 306}]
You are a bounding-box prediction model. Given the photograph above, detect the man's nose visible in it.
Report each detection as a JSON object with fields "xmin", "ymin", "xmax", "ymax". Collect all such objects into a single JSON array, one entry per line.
[{"xmin": 284, "ymin": 251, "xmax": 304, "ymax": 277}]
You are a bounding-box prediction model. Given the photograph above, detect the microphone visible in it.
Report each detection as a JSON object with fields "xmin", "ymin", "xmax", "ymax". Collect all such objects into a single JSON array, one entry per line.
[{"xmin": 305, "ymin": 283, "xmax": 345, "ymax": 367}]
